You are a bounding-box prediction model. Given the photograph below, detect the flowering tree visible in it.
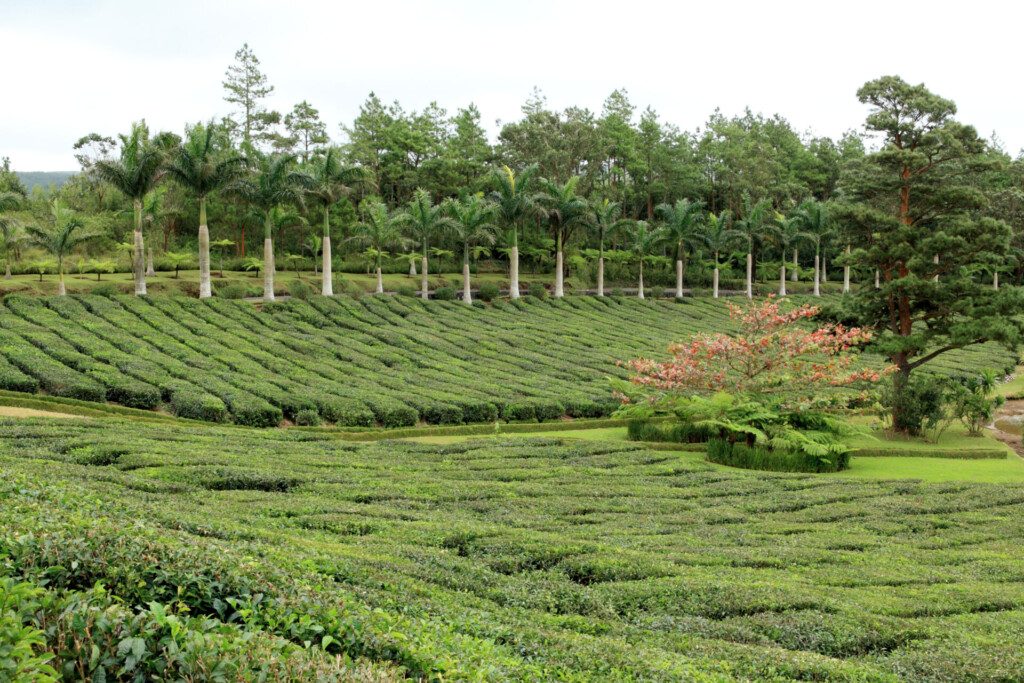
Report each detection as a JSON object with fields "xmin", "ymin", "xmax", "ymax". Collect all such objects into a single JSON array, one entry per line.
[{"xmin": 614, "ymin": 297, "xmax": 890, "ymax": 459}]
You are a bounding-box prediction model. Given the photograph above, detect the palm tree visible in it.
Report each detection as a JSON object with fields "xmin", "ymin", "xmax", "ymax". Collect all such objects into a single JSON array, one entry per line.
[
  {"xmin": 591, "ymin": 198, "xmax": 629, "ymax": 296},
  {"xmin": 656, "ymin": 198, "xmax": 705, "ymax": 298},
  {"xmin": 402, "ymin": 188, "xmax": 453, "ymax": 300},
  {"xmin": 489, "ymin": 164, "xmax": 539, "ymax": 299},
  {"xmin": 444, "ymin": 193, "xmax": 497, "ymax": 303},
  {"xmin": 732, "ymin": 194, "xmax": 772, "ymax": 299},
  {"xmin": 165, "ymin": 121, "xmax": 246, "ymax": 298},
  {"xmin": 536, "ymin": 176, "xmax": 591, "ymax": 298},
  {"xmin": 351, "ymin": 200, "xmax": 406, "ymax": 294},
  {"xmin": 770, "ymin": 212, "xmax": 811, "ymax": 296},
  {"xmin": 26, "ymin": 202, "xmax": 99, "ymax": 295},
  {"xmin": 702, "ymin": 210, "xmax": 737, "ymax": 299},
  {"xmin": 793, "ymin": 199, "xmax": 831, "ymax": 296},
  {"xmin": 230, "ymin": 153, "xmax": 312, "ymax": 301},
  {"xmin": 308, "ymin": 148, "xmax": 366, "ymax": 296},
  {"xmin": 93, "ymin": 121, "xmax": 165, "ymax": 296},
  {"xmin": 622, "ymin": 220, "xmax": 665, "ymax": 299},
  {"xmin": 0, "ymin": 191, "xmax": 26, "ymax": 279}
]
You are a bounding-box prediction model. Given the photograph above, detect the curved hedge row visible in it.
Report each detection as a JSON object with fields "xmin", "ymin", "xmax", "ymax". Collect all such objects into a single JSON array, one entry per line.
[{"xmin": 0, "ymin": 293, "xmax": 1015, "ymax": 428}]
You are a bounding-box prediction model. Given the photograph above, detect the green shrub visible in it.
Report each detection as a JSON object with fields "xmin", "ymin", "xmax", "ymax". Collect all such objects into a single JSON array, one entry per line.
[
  {"xmin": 706, "ymin": 438, "xmax": 850, "ymax": 473},
  {"xmin": 287, "ymin": 280, "xmax": 314, "ymax": 300},
  {"xmin": 294, "ymin": 408, "xmax": 321, "ymax": 426},
  {"xmin": 0, "ymin": 578, "xmax": 58, "ymax": 682},
  {"xmin": 881, "ymin": 374, "xmax": 946, "ymax": 436},
  {"xmin": 627, "ymin": 420, "xmax": 717, "ymax": 443},
  {"xmin": 396, "ymin": 285, "xmax": 416, "ymax": 297},
  {"xmin": 170, "ymin": 392, "xmax": 228, "ymax": 422},
  {"xmin": 201, "ymin": 468, "xmax": 301, "ymax": 492},
  {"xmin": 319, "ymin": 398, "xmax": 375, "ymax": 427},
  {"xmin": 421, "ymin": 403, "xmax": 464, "ymax": 425},
  {"xmin": 231, "ymin": 398, "xmax": 283, "ymax": 428},
  {"xmin": 502, "ymin": 402, "xmax": 537, "ymax": 422},
  {"xmin": 433, "ymin": 286, "xmax": 455, "ymax": 301},
  {"xmin": 89, "ymin": 282, "xmax": 120, "ymax": 296},
  {"xmin": 216, "ymin": 284, "xmax": 255, "ymax": 300},
  {"xmin": 477, "ymin": 283, "xmax": 500, "ymax": 302},
  {"xmin": 528, "ymin": 282, "xmax": 548, "ymax": 299}
]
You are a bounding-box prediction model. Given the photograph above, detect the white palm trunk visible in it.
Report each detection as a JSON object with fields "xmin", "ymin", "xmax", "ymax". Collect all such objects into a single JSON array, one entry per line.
[
  {"xmin": 779, "ymin": 261, "xmax": 787, "ymax": 296},
  {"xmin": 421, "ymin": 254, "xmax": 429, "ymax": 299},
  {"xmin": 462, "ymin": 260, "xmax": 472, "ymax": 304},
  {"xmin": 994, "ymin": 271, "xmax": 1000, "ymax": 290},
  {"xmin": 5, "ymin": 262, "xmax": 12, "ymax": 279},
  {"xmin": 509, "ymin": 245, "xmax": 520, "ymax": 299},
  {"xmin": 321, "ymin": 235, "xmax": 333, "ymax": 296},
  {"xmin": 791, "ymin": 248, "xmax": 798, "ymax": 282},
  {"xmin": 813, "ymin": 253, "xmax": 821, "ymax": 296},
  {"xmin": 675, "ymin": 258, "xmax": 684, "ymax": 298},
  {"xmin": 875, "ymin": 269, "xmax": 880, "ymax": 289},
  {"xmin": 597, "ymin": 255, "xmax": 605, "ymax": 296},
  {"xmin": 57, "ymin": 267, "xmax": 66, "ymax": 296},
  {"xmin": 933, "ymin": 254, "xmax": 939, "ymax": 282},
  {"xmin": 375, "ymin": 265, "xmax": 384, "ymax": 294},
  {"xmin": 843, "ymin": 245, "xmax": 851, "ymax": 294},
  {"xmin": 745, "ymin": 252, "xmax": 753, "ymax": 299},
  {"xmin": 712, "ymin": 251, "xmax": 720, "ymax": 299},
  {"xmin": 146, "ymin": 247, "xmax": 155, "ymax": 277},
  {"xmin": 409, "ymin": 258, "xmax": 417, "ymax": 277},
  {"xmin": 133, "ymin": 199, "xmax": 147, "ymax": 296},
  {"xmin": 637, "ymin": 261, "xmax": 645, "ymax": 299},
  {"xmin": 554, "ymin": 249, "xmax": 564, "ymax": 298},
  {"xmin": 263, "ymin": 237, "xmax": 275, "ymax": 301},
  {"xmin": 822, "ymin": 256, "xmax": 828, "ymax": 283},
  {"xmin": 199, "ymin": 199, "xmax": 212, "ymax": 298}
]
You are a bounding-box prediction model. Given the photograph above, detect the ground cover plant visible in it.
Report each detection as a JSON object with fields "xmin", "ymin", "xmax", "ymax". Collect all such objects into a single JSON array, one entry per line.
[
  {"xmin": 0, "ymin": 294, "xmax": 1013, "ymax": 428},
  {"xmin": 1, "ymin": 416, "xmax": 1024, "ymax": 680}
]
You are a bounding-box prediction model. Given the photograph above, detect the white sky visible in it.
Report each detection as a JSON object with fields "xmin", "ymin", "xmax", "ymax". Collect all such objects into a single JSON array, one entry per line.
[{"xmin": 4, "ymin": 0, "xmax": 1022, "ymax": 170}]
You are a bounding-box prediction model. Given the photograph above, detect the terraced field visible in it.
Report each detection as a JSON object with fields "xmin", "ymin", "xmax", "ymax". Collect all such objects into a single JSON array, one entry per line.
[
  {"xmin": 0, "ymin": 294, "xmax": 1016, "ymax": 428},
  {"xmin": 2, "ymin": 417, "xmax": 1023, "ymax": 680}
]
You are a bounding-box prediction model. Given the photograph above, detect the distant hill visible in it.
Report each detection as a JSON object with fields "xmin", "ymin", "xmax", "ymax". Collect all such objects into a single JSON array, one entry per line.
[{"xmin": 16, "ymin": 171, "xmax": 76, "ymax": 191}]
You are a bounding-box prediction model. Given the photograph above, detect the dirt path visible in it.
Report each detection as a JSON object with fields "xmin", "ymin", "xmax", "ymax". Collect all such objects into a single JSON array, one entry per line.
[
  {"xmin": 990, "ymin": 399, "xmax": 1024, "ymax": 457},
  {"xmin": 0, "ymin": 406, "xmax": 83, "ymax": 419}
]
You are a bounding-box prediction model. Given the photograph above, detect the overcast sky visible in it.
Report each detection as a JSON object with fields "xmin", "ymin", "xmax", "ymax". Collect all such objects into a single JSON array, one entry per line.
[{"xmin": 4, "ymin": 0, "xmax": 1022, "ymax": 170}]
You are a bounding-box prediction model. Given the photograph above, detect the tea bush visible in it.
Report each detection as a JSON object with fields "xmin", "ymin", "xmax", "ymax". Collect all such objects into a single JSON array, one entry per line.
[{"xmin": 707, "ymin": 437, "xmax": 851, "ymax": 472}]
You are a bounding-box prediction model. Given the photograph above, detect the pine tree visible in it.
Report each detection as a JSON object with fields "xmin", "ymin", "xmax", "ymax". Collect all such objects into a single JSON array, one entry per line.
[
  {"xmin": 222, "ymin": 43, "xmax": 281, "ymax": 150},
  {"xmin": 282, "ymin": 101, "xmax": 329, "ymax": 162}
]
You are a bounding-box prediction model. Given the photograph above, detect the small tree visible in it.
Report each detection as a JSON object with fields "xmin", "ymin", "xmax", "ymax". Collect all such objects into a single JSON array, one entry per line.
[
  {"xmin": 211, "ymin": 238, "xmax": 235, "ymax": 277},
  {"xmin": 164, "ymin": 251, "xmax": 192, "ymax": 278},
  {"xmin": 26, "ymin": 202, "xmax": 100, "ymax": 295},
  {"xmin": 86, "ymin": 259, "xmax": 116, "ymax": 281},
  {"xmin": 444, "ymin": 193, "xmax": 497, "ymax": 304}
]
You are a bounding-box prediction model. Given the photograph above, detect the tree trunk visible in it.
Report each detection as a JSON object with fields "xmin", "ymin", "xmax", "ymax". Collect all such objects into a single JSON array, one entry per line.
[
  {"xmin": 133, "ymin": 199, "xmax": 147, "ymax": 296},
  {"xmin": 813, "ymin": 253, "xmax": 820, "ymax": 296},
  {"xmin": 262, "ymin": 212, "xmax": 275, "ymax": 301},
  {"xmin": 198, "ymin": 198, "xmax": 212, "ymax": 299},
  {"xmin": 509, "ymin": 245, "xmax": 520, "ymax": 299},
  {"xmin": 843, "ymin": 245, "xmax": 851, "ymax": 294},
  {"xmin": 713, "ymin": 252, "xmax": 720, "ymax": 299},
  {"xmin": 821, "ymin": 256, "xmax": 828, "ymax": 282},
  {"xmin": 146, "ymin": 247, "xmax": 155, "ymax": 277},
  {"xmin": 4, "ymin": 262, "xmax": 10, "ymax": 279},
  {"xmin": 779, "ymin": 260, "xmax": 787, "ymax": 296},
  {"xmin": 375, "ymin": 265, "xmax": 384, "ymax": 294},
  {"xmin": 745, "ymin": 252, "xmax": 753, "ymax": 299},
  {"xmin": 933, "ymin": 253, "xmax": 939, "ymax": 282},
  {"xmin": 420, "ymin": 252, "xmax": 429, "ymax": 300},
  {"xmin": 462, "ymin": 258, "xmax": 472, "ymax": 304},
  {"xmin": 637, "ymin": 261, "xmax": 644, "ymax": 299},
  {"xmin": 554, "ymin": 246, "xmax": 564, "ymax": 298},
  {"xmin": 675, "ymin": 258, "xmax": 684, "ymax": 298},
  {"xmin": 321, "ymin": 208, "xmax": 333, "ymax": 296},
  {"xmin": 994, "ymin": 271, "xmax": 1000, "ymax": 290},
  {"xmin": 597, "ymin": 255, "xmax": 605, "ymax": 297},
  {"xmin": 409, "ymin": 258, "xmax": 417, "ymax": 277},
  {"xmin": 791, "ymin": 248, "xmax": 798, "ymax": 282},
  {"xmin": 57, "ymin": 265, "xmax": 66, "ymax": 296},
  {"xmin": 890, "ymin": 362, "xmax": 913, "ymax": 434},
  {"xmin": 875, "ymin": 269, "xmax": 880, "ymax": 289}
]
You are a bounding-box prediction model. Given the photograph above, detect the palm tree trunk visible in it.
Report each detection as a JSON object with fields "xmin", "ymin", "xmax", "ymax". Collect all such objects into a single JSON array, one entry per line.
[
  {"xmin": 462, "ymin": 247, "xmax": 473, "ymax": 304},
  {"xmin": 133, "ymin": 199, "xmax": 147, "ymax": 296},
  {"xmin": 746, "ymin": 251, "xmax": 753, "ymax": 299},
  {"xmin": 420, "ymin": 243, "xmax": 429, "ymax": 300},
  {"xmin": 674, "ymin": 259, "xmax": 683, "ymax": 299},
  {"xmin": 409, "ymin": 258, "xmax": 417, "ymax": 277},
  {"xmin": 4, "ymin": 262, "xmax": 10, "ymax": 279},
  {"xmin": 375, "ymin": 263, "xmax": 384, "ymax": 294},
  {"xmin": 198, "ymin": 197, "xmax": 212, "ymax": 299},
  {"xmin": 263, "ymin": 213, "xmax": 275, "ymax": 302},
  {"xmin": 509, "ymin": 242, "xmax": 520, "ymax": 299},
  {"xmin": 146, "ymin": 247, "xmax": 155, "ymax": 277},
  {"xmin": 597, "ymin": 256, "xmax": 606, "ymax": 297},
  {"xmin": 713, "ymin": 251, "xmax": 720, "ymax": 299},
  {"xmin": 821, "ymin": 256, "xmax": 828, "ymax": 282},
  {"xmin": 57, "ymin": 261, "xmax": 66, "ymax": 296},
  {"xmin": 843, "ymin": 245, "xmax": 851, "ymax": 294},
  {"xmin": 994, "ymin": 271, "xmax": 1000, "ymax": 290},
  {"xmin": 637, "ymin": 260, "xmax": 644, "ymax": 299},
  {"xmin": 933, "ymin": 254, "xmax": 939, "ymax": 282},
  {"xmin": 875, "ymin": 269, "xmax": 880, "ymax": 289},
  {"xmin": 791, "ymin": 248, "xmax": 798, "ymax": 282},
  {"xmin": 813, "ymin": 252, "xmax": 820, "ymax": 296},
  {"xmin": 779, "ymin": 260, "xmax": 787, "ymax": 296},
  {"xmin": 554, "ymin": 235, "xmax": 564, "ymax": 298},
  {"xmin": 321, "ymin": 208, "xmax": 333, "ymax": 296}
]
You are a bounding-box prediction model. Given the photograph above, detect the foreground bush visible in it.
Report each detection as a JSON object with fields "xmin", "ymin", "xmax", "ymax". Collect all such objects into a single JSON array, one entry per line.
[{"xmin": 706, "ymin": 437, "xmax": 851, "ymax": 472}]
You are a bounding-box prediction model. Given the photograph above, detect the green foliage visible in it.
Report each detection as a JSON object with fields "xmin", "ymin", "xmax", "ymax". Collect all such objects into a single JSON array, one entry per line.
[
  {"xmin": 527, "ymin": 281, "xmax": 548, "ymax": 299},
  {"xmin": 706, "ymin": 437, "xmax": 851, "ymax": 472},
  {"xmin": 477, "ymin": 282, "xmax": 499, "ymax": 302},
  {"xmin": 432, "ymin": 286, "xmax": 455, "ymax": 300},
  {"xmin": 626, "ymin": 419, "xmax": 716, "ymax": 444},
  {"xmin": 287, "ymin": 278, "xmax": 313, "ymax": 300},
  {"xmin": 0, "ymin": 578, "xmax": 57, "ymax": 682}
]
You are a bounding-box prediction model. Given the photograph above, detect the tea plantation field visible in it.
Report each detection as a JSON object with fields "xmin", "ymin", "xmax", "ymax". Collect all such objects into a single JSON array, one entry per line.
[
  {"xmin": 2, "ymin": 416, "xmax": 1023, "ymax": 680},
  {"xmin": 0, "ymin": 294, "xmax": 1015, "ymax": 428}
]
